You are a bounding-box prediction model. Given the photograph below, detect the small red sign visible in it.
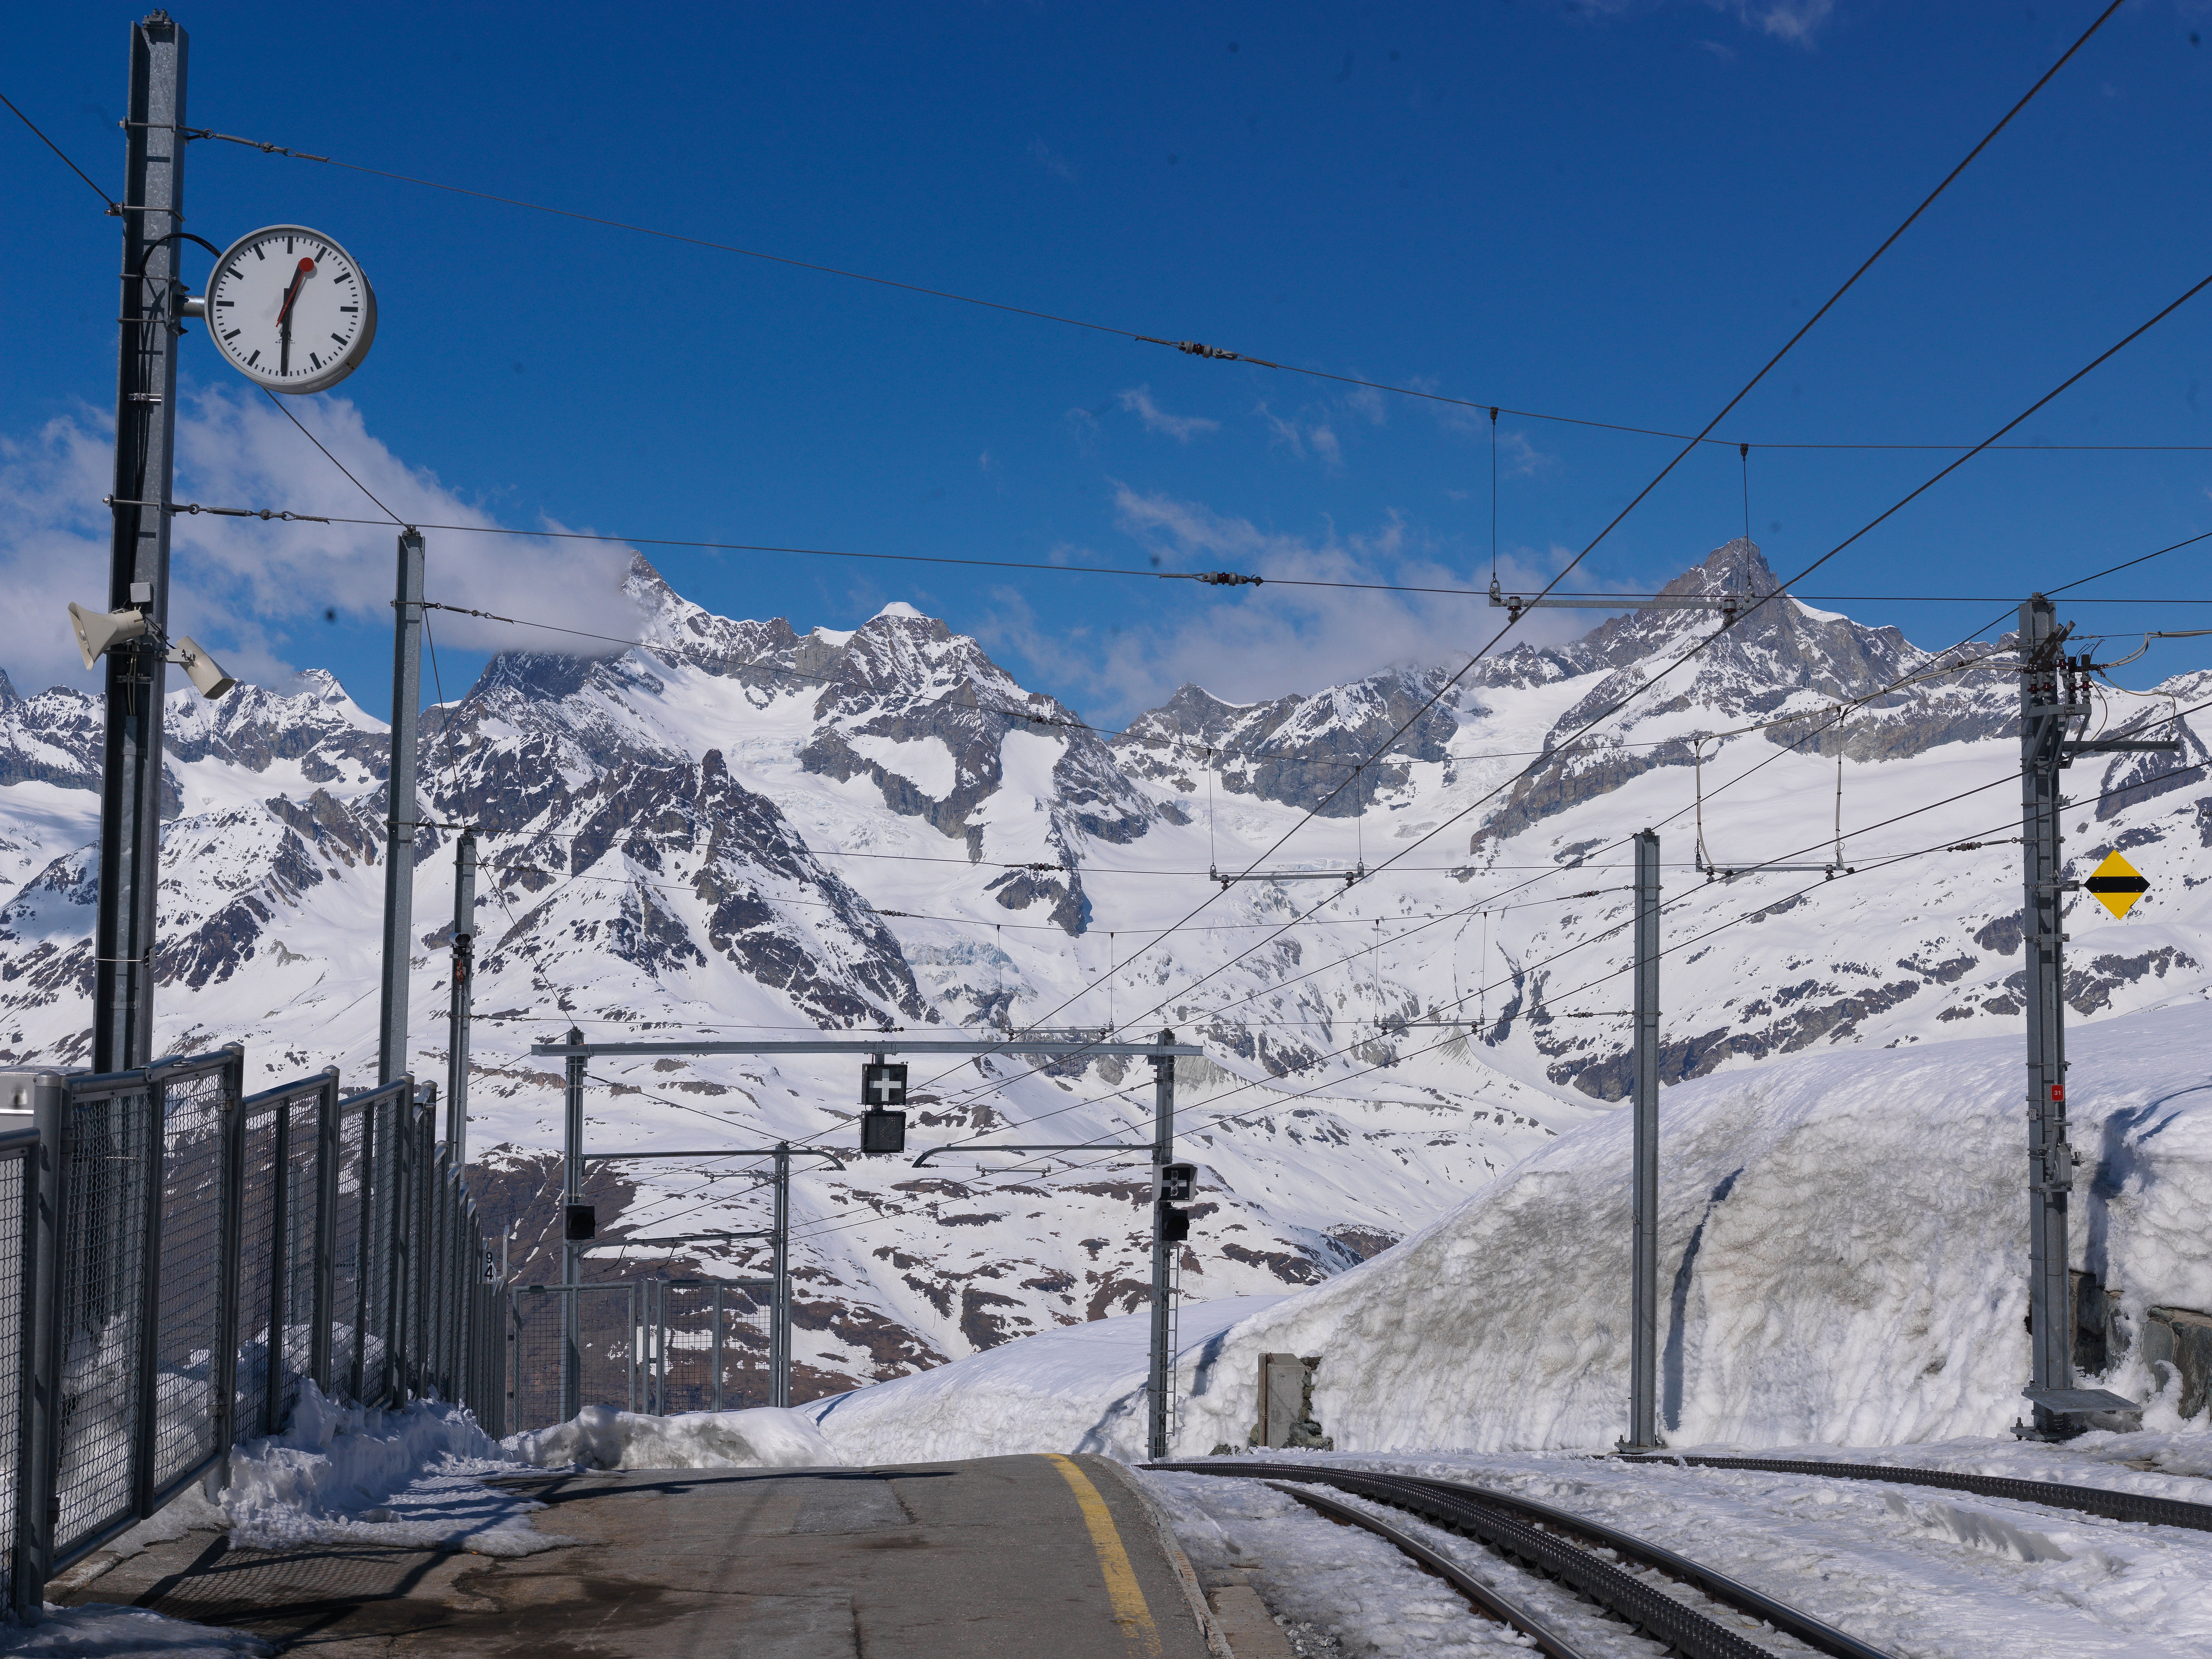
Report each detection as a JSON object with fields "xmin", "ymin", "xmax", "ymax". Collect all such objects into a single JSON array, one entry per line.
[{"xmin": 2051, "ymin": 1084, "xmax": 2065, "ymax": 1103}]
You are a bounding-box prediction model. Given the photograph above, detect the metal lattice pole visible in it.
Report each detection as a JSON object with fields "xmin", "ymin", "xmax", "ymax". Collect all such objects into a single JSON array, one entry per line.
[
  {"xmin": 378, "ymin": 531, "xmax": 425, "ymax": 1087},
  {"xmin": 94, "ymin": 13, "xmax": 188, "ymax": 1073},
  {"xmin": 561, "ymin": 1029, "xmax": 585, "ymax": 1422},
  {"xmin": 446, "ymin": 831, "xmax": 475, "ymax": 1164},
  {"xmin": 1147, "ymin": 1029, "xmax": 1177, "ymax": 1461},
  {"xmin": 1622, "ymin": 829, "xmax": 1664, "ymax": 1453},
  {"xmin": 2020, "ymin": 597, "xmax": 2076, "ymax": 1432},
  {"xmin": 771, "ymin": 1146, "xmax": 791, "ymax": 1409}
]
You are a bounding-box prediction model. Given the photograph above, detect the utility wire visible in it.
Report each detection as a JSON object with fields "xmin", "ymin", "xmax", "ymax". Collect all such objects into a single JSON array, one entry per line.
[
  {"xmin": 926, "ymin": 10, "xmax": 2126, "ymax": 1082},
  {"xmin": 0, "ymin": 89, "xmax": 119, "ymax": 213},
  {"xmin": 622, "ymin": 724, "xmax": 2202, "ymax": 1242},
  {"xmin": 935, "ymin": 673, "xmax": 2212, "ymax": 1177},
  {"xmin": 259, "ymin": 390, "xmax": 407, "ymax": 525},
  {"xmin": 149, "ymin": 4, "xmax": 2165, "ymax": 459}
]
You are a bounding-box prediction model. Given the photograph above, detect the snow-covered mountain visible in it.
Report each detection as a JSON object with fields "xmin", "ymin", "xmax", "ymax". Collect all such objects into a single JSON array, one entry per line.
[{"xmin": 2, "ymin": 541, "xmax": 2206, "ymax": 1400}]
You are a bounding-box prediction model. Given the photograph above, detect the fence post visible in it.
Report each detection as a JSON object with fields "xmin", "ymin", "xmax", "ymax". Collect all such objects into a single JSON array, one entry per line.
[
  {"xmin": 712, "ymin": 1282, "xmax": 723, "ymax": 1414},
  {"xmin": 130, "ymin": 1065, "xmax": 166, "ymax": 1518},
  {"xmin": 311, "ymin": 1069, "xmax": 339, "ymax": 1397},
  {"xmin": 265, "ymin": 1087, "xmax": 290, "ymax": 1438},
  {"xmin": 211, "ymin": 1043, "xmax": 247, "ymax": 1476},
  {"xmin": 380, "ymin": 1083, "xmax": 410, "ymax": 1405},
  {"xmin": 352, "ymin": 1088, "xmax": 376, "ymax": 1403},
  {"xmin": 14, "ymin": 1072, "xmax": 68, "ymax": 1617}
]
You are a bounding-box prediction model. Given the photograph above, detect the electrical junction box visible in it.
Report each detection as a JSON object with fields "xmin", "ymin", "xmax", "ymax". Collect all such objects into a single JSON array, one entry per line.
[
  {"xmin": 563, "ymin": 1203, "xmax": 596, "ymax": 1241},
  {"xmin": 861, "ymin": 1061, "xmax": 908, "ymax": 1109},
  {"xmin": 860, "ymin": 1109, "xmax": 907, "ymax": 1155},
  {"xmin": 1154, "ymin": 1161, "xmax": 1197, "ymax": 1203}
]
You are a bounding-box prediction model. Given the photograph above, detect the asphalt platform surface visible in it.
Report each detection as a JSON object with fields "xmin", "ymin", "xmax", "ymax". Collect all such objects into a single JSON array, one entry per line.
[{"xmin": 54, "ymin": 1453, "xmax": 1219, "ymax": 1657}]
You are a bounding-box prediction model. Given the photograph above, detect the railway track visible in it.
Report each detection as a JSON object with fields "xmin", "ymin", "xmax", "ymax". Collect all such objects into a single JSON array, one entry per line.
[
  {"xmin": 1150, "ymin": 1460, "xmax": 1892, "ymax": 1659},
  {"xmin": 1616, "ymin": 1452, "xmax": 2212, "ymax": 1533}
]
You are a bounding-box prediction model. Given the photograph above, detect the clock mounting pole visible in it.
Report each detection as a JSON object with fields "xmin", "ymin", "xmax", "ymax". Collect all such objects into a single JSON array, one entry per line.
[{"xmin": 96, "ymin": 10, "xmax": 189, "ymax": 1072}]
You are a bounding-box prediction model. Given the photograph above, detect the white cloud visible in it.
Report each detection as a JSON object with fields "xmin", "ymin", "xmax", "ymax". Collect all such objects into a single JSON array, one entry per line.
[
  {"xmin": 974, "ymin": 487, "xmax": 1598, "ymax": 720},
  {"xmin": 1254, "ymin": 402, "xmax": 1342, "ymax": 470},
  {"xmin": 1342, "ymin": 384, "xmax": 1389, "ymax": 427},
  {"xmin": 1709, "ymin": 0, "xmax": 1833, "ymax": 43},
  {"xmin": 1028, "ymin": 137, "xmax": 1077, "ymax": 181},
  {"xmin": 0, "ymin": 386, "xmax": 638, "ymax": 696},
  {"xmin": 1115, "ymin": 385, "xmax": 1219, "ymax": 443},
  {"xmin": 1431, "ymin": 402, "xmax": 1555, "ymax": 478}
]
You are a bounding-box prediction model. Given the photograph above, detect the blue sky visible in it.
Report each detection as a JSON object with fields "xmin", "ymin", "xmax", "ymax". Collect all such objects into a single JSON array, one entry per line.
[{"xmin": 6, "ymin": 1, "xmax": 2212, "ymax": 722}]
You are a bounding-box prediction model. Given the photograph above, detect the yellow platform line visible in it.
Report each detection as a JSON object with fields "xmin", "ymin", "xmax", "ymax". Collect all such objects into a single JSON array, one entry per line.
[{"xmin": 1047, "ymin": 1453, "xmax": 1164, "ymax": 1658}]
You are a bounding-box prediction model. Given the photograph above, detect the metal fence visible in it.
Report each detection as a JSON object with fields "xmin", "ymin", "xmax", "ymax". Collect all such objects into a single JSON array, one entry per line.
[
  {"xmin": 507, "ymin": 1281, "xmax": 636, "ymax": 1434},
  {"xmin": 640, "ymin": 1277, "xmax": 775, "ymax": 1417},
  {"xmin": 0, "ymin": 1050, "xmax": 503, "ymax": 1614}
]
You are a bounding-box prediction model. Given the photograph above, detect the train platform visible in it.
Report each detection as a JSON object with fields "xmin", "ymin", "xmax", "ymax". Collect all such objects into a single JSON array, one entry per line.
[{"xmin": 52, "ymin": 1453, "xmax": 1228, "ymax": 1658}]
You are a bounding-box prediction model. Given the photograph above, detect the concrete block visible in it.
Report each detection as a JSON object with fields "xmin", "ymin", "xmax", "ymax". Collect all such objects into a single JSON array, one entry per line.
[
  {"xmin": 1256, "ymin": 1353, "xmax": 1305, "ymax": 1448},
  {"xmin": 1251, "ymin": 1353, "xmax": 1331, "ymax": 1450},
  {"xmin": 2147, "ymin": 1306, "xmax": 2212, "ymax": 1419},
  {"xmin": 1208, "ymin": 1585, "xmax": 1294, "ymax": 1659}
]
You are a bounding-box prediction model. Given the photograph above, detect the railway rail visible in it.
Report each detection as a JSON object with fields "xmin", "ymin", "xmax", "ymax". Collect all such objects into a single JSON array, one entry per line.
[
  {"xmin": 1617, "ymin": 1452, "xmax": 2212, "ymax": 1533},
  {"xmin": 1150, "ymin": 1460, "xmax": 1891, "ymax": 1659}
]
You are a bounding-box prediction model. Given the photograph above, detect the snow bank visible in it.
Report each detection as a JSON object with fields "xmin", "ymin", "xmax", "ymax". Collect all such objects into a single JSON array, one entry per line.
[
  {"xmin": 507, "ymin": 1403, "xmax": 842, "ymax": 1470},
  {"xmin": 1169, "ymin": 1000, "xmax": 2212, "ymax": 1455},
  {"xmin": 220, "ymin": 1382, "xmax": 552, "ymax": 1557},
  {"xmin": 809, "ymin": 1296, "xmax": 1284, "ymax": 1463},
  {"xmin": 813, "ymin": 1005, "xmax": 2212, "ymax": 1462}
]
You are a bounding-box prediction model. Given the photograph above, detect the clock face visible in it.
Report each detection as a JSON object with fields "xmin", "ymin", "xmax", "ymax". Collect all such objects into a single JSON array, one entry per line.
[{"xmin": 203, "ymin": 225, "xmax": 378, "ymax": 395}]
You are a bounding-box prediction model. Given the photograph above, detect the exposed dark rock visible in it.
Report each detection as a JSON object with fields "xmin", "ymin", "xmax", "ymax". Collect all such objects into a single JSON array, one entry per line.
[
  {"xmin": 1975, "ymin": 914, "xmax": 2024, "ymax": 956},
  {"xmin": 2064, "ymin": 947, "xmax": 2197, "ymax": 1016}
]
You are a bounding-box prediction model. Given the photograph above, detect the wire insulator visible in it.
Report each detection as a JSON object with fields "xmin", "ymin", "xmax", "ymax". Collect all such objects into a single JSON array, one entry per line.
[{"xmin": 1193, "ymin": 570, "xmax": 1264, "ymax": 588}]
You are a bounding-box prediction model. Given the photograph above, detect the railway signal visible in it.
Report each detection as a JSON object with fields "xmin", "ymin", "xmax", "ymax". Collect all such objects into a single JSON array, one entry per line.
[
  {"xmin": 2085, "ymin": 851, "xmax": 2149, "ymax": 920},
  {"xmin": 860, "ymin": 1059, "xmax": 908, "ymax": 1153},
  {"xmin": 1155, "ymin": 1161, "xmax": 1196, "ymax": 1242}
]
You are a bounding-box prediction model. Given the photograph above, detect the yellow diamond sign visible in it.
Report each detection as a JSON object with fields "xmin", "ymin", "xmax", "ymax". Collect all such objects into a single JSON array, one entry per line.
[{"xmin": 2085, "ymin": 850, "xmax": 2149, "ymax": 920}]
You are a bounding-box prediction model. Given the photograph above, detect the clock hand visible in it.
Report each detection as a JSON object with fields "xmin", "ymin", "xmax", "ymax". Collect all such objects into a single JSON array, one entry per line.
[{"xmin": 276, "ymin": 257, "xmax": 315, "ymax": 375}]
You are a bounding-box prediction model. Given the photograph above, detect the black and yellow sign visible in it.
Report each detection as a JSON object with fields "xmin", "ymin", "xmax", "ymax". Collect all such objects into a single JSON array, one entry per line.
[{"xmin": 2085, "ymin": 851, "xmax": 2149, "ymax": 920}]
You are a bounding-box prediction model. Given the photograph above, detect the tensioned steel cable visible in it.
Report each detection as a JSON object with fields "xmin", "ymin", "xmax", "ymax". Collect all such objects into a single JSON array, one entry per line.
[
  {"xmin": 919, "ymin": 506, "xmax": 2206, "ymax": 1139},
  {"xmin": 669, "ymin": 759, "xmax": 2048, "ymax": 1242},
  {"xmin": 935, "ymin": 669, "xmax": 2212, "ymax": 1178},
  {"xmin": 893, "ymin": 9, "xmax": 2133, "ymax": 1095},
  {"xmin": 912, "ymin": 639, "xmax": 2011, "ymax": 1130},
  {"xmin": 916, "ymin": 667, "xmax": 2008, "ymax": 1143},
  {"xmin": 1141, "ymin": 260, "xmax": 2212, "ymax": 1028},
  {"xmin": 0, "ymin": 89, "xmax": 120, "ymax": 212},
  {"xmin": 616, "ymin": 626, "xmax": 2201, "ymax": 1226},
  {"xmin": 117, "ymin": 3, "xmax": 2159, "ymax": 456}
]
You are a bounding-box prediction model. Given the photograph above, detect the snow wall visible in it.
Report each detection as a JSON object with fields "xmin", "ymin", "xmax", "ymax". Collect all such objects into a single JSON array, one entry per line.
[{"xmin": 814, "ymin": 1000, "xmax": 2212, "ymax": 1463}]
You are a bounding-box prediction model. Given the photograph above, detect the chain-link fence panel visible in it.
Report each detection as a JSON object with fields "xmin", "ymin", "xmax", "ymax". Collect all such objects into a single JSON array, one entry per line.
[
  {"xmin": 330, "ymin": 1088, "xmax": 366, "ymax": 1401},
  {"xmin": 232, "ymin": 1085, "xmax": 282, "ymax": 1442},
  {"xmin": 429, "ymin": 1153, "xmax": 452, "ymax": 1398},
  {"xmin": 360, "ymin": 1085, "xmax": 406, "ymax": 1406},
  {"xmin": 643, "ymin": 1278, "xmax": 773, "ymax": 1416},
  {"xmin": 148, "ymin": 1059, "xmax": 234, "ymax": 1500},
  {"xmin": 11, "ymin": 1056, "xmax": 508, "ymax": 1608},
  {"xmin": 235, "ymin": 1077, "xmax": 328, "ymax": 1439},
  {"xmin": 280, "ymin": 1081, "xmax": 322, "ymax": 1415},
  {"xmin": 0, "ymin": 1129, "xmax": 36, "ymax": 1614},
  {"xmin": 52, "ymin": 1079, "xmax": 154, "ymax": 1561},
  {"xmin": 507, "ymin": 1282, "xmax": 635, "ymax": 1435}
]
